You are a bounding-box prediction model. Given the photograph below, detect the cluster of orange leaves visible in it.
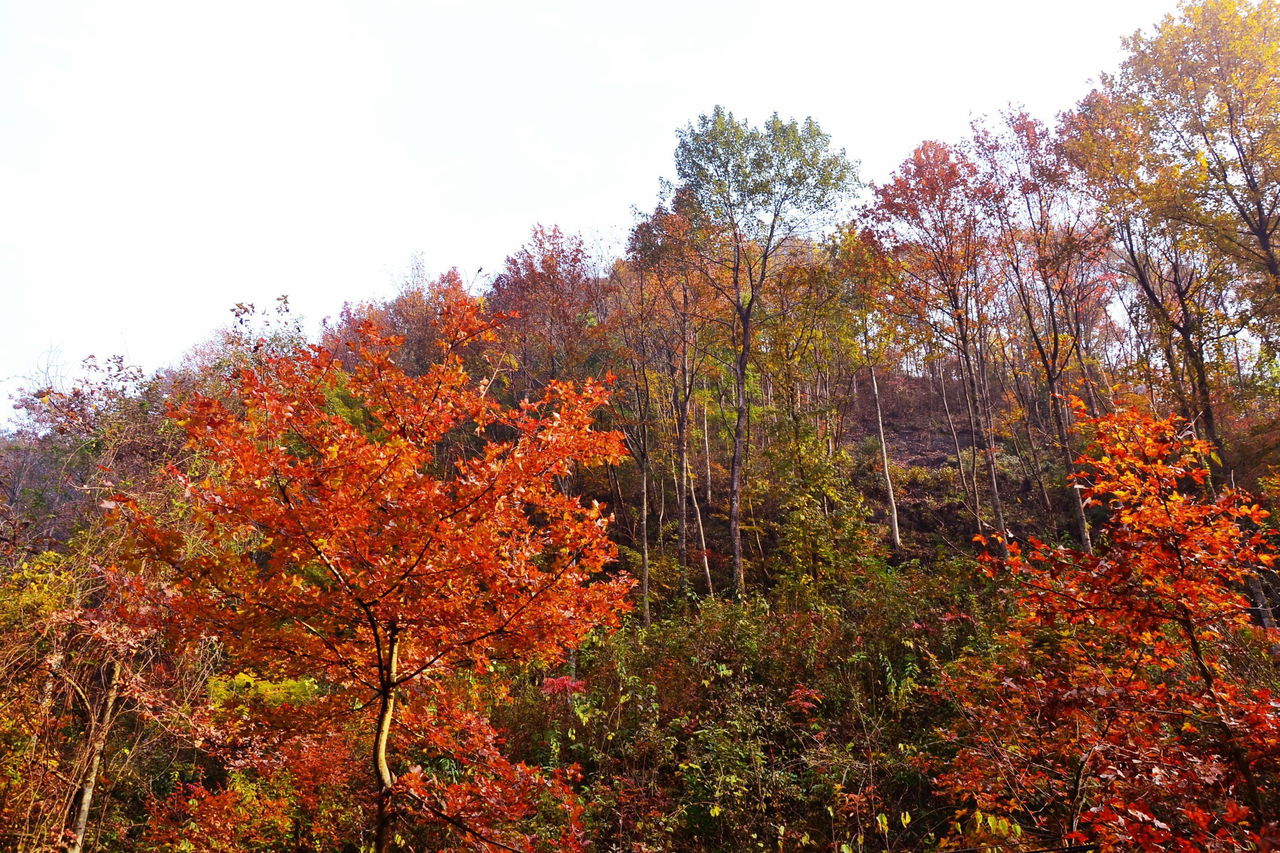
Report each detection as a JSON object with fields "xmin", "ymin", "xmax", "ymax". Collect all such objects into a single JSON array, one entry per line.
[
  {"xmin": 941, "ymin": 402, "xmax": 1280, "ymax": 852},
  {"xmin": 125, "ymin": 288, "xmax": 633, "ymax": 850}
]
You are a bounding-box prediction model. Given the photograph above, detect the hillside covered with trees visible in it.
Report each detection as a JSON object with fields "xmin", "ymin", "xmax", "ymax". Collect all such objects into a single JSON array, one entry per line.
[{"xmin": 5, "ymin": 1, "xmax": 1280, "ymax": 850}]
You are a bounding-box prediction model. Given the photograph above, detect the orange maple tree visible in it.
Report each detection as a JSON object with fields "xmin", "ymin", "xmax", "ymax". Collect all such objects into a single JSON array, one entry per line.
[
  {"xmin": 127, "ymin": 287, "xmax": 631, "ymax": 852},
  {"xmin": 940, "ymin": 403, "xmax": 1280, "ymax": 852}
]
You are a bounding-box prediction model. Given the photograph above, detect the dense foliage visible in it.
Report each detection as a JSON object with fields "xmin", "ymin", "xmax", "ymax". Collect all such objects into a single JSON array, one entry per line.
[{"xmin": 4, "ymin": 1, "xmax": 1280, "ymax": 850}]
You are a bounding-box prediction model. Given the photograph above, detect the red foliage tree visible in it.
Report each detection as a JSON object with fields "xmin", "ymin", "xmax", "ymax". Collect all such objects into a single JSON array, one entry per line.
[
  {"xmin": 940, "ymin": 403, "xmax": 1280, "ymax": 851},
  {"xmin": 873, "ymin": 140, "xmax": 1011, "ymax": 551},
  {"xmin": 487, "ymin": 225, "xmax": 616, "ymax": 399},
  {"xmin": 127, "ymin": 291, "xmax": 632, "ymax": 852}
]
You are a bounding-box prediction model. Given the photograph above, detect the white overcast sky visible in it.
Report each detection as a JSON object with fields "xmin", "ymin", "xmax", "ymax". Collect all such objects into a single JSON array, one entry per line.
[{"xmin": 2, "ymin": 0, "xmax": 1174, "ymax": 411}]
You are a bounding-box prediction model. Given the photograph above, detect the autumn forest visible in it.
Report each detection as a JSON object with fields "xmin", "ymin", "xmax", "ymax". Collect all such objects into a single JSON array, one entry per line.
[{"xmin": 5, "ymin": 1, "xmax": 1280, "ymax": 851}]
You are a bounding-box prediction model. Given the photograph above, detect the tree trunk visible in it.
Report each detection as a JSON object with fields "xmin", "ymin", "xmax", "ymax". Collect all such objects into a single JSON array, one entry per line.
[
  {"xmin": 702, "ymin": 390, "xmax": 713, "ymax": 506},
  {"xmin": 1181, "ymin": 330, "xmax": 1229, "ymax": 482},
  {"xmin": 937, "ymin": 358, "xmax": 978, "ymax": 525},
  {"xmin": 958, "ymin": 337, "xmax": 1005, "ymax": 552},
  {"xmin": 1050, "ymin": 391, "xmax": 1092, "ymax": 553},
  {"xmin": 1246, "ymin": 574, "xmax": 1280, "ymax": 653},
  {"xmin": 689, "ymin": 469, "xmax": 715, "ymax": 597},
  {"xmin": 66, "ymin": 660, "xmax": 120, "ymax": 853},
  {"xmin": 729, "ymin": 308, "xmax": 750, "ymax": 598},
  {"xmin": 869, "ymin": 366, "xmax": 900, "ymax": 550},
  {"xmin": 973, "ymin": 343, "xmax": 1009, "ymax": 556},
  {"xmin": 373, "ymin": 629, "xmax": 400, "ymax": 853},
  {"xmin": 674, "ymin": 361, "xmax": 691, "ymax": 603},
  {"xmin": 639, "ymin": 460, "xmax": 651, "ymax": 627}
]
